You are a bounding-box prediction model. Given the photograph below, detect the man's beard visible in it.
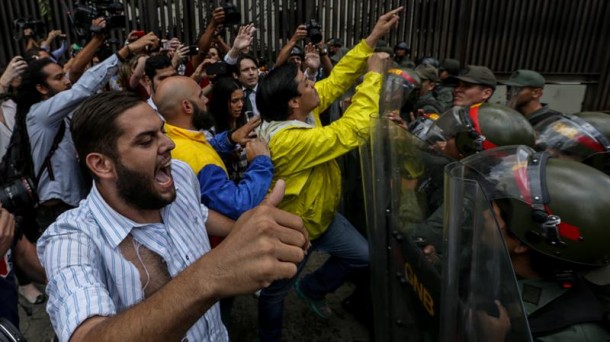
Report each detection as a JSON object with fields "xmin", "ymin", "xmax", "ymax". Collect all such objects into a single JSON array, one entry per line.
[
  {"xmin": 115, "ymin": 160, "xmax": 176, "ymax": 210},
  {"xmin": 192, "ymin": 102, "xmax": 215, "ymax": 130}
]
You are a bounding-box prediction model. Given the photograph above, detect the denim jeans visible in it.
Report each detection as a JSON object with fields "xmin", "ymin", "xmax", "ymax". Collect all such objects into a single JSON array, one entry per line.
[{"xmin": 258, "ymin": 213, "xmax": 369, "ymax": 342}]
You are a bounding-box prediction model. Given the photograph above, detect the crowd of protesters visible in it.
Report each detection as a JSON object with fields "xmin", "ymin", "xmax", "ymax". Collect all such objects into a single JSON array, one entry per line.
[{"xmin": 1, "ymin": 3, "xmax": 609, "ymax": 342}]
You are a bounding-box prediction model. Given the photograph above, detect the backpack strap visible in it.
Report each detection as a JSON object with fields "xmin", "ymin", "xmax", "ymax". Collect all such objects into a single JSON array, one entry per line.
[{"xmin": 35, "ymin": 121, "xmax": 66, "ymax": 185}]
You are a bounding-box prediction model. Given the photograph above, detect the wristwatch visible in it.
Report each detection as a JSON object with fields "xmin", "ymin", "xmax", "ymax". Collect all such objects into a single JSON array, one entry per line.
[{"xmin": 320, "ymin": 48, "xmax": 328, "ymax": 56}]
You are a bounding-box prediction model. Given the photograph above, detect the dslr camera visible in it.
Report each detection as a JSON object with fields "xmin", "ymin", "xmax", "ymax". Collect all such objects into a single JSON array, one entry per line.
[
  {"xmin": 13, "ymin": 17, "xmax": 46, "ymax": 40},
  {"xmin": 305, "ymin": 19, "xmax": 322, "ymax": 44},
  {"xmin": 73, "ymin": 0, "xmax": 126, "ymax": 36},
  {"xmin": 0, "ymin": 177, "xmax": 38, "ymax": 213}
]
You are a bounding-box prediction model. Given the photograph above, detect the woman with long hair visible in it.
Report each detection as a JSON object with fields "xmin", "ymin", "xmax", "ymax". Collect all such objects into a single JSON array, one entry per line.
[{"xmin": 209, "ymin": 76, "xmax": 248, "ymax": 182}]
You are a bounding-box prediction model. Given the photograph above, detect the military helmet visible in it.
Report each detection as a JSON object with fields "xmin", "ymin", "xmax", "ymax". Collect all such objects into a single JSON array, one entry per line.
[
  {"xmin": 459, "ymin": 146, "xmax": 610, "ymax": 267},
  {"xmin": 418, "ymin": 56, "xmax": 440, "ymax": 69},
  {"xmin": 394, "ymin": 42, "xmax": 410, "ymax": 53},
  {"xmin": 425, "ymin": 103, "xmax": 536, "ymax": 157},
  {"xmin": 535, "ymin": 111, "xmax": 610, "ymax": 174}
]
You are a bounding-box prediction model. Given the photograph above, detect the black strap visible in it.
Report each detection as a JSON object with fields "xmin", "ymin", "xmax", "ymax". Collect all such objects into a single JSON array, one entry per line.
[{"xmin": 35, "ymin": 121, "xmax": 66, "ymax": 185}]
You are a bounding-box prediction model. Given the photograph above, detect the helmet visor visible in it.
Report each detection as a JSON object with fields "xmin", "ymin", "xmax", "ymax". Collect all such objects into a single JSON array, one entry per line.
[{"xmin": 535, "ymin": 116, "xmax": 607, "ymax": 161}]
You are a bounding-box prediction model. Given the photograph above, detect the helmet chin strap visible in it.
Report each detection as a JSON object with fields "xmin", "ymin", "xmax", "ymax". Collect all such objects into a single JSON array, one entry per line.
[{"xmin": 527, "ymin": 152, "xmax": 568, "ymax": 248}]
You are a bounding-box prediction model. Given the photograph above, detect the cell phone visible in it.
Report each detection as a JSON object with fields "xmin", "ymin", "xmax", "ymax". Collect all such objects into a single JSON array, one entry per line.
[
  {"xmin": 205, "ymin": 62, "xmax": 228, "ymax": 76},
  {"xmin": 188, "ymin": 45, "xmax": 200, "ymax": 55},
  {"xmin": 133, "ymin": 30, "xmax": 145, "ymax": 38}
]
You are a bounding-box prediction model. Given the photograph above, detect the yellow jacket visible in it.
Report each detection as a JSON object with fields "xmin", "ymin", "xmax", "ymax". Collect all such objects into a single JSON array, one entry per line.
[{"xmin": 259, "ymin": 40, "xmax": 381, "ymax": 239}]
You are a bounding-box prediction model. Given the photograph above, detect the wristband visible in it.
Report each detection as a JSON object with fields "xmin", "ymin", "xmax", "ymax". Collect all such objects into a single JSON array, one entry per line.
[{"xmin": 228, "ymin": 128, "xmax": 237, "ymax": 145}]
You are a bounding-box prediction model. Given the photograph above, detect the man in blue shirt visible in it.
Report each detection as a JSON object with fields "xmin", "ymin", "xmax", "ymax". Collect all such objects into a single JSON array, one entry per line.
[{"xmin": 37, "ymin": 91, "xmax": 309, "ymax": 341}]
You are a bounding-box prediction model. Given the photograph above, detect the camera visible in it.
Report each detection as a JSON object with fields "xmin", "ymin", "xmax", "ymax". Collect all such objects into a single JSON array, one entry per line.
[
  {"xmin": 305, "ymin": 19, "xmax": 323, "ymax": 44},
  {"xmin": 219, "ymin": 1, "xmax": 241, "ymax": 26},
  {"xmin": 73, "ymin": 0, "xmax": 126, "ymax": 36},
  {"xmin": 0, "ymin": 177, "xmax": 38, "ymax": 213},
  {"xmin": 13, "ymin": 17, "xmax": 46, "ymax": 40},
  {"xmin": 188, "ymin": 45, "xmax": 200, "ymax": 56}
]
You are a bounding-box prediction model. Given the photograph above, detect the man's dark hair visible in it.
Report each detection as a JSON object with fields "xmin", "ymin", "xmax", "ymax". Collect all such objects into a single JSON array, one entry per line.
[
  {"xmin": 236, "ymin": 54, "xmax": 259, "ymax": 73},
  {"xmin": 256, "ymin": 63, "xmax": 300, "ymax": 122},
  {"xmin": 1, "ymin": 58, "xmax": 57, "ymax": 180},
  {"xmin": 71, "ymin": 91, "xmax": 144, "ymax": 180},
  {"xmin": 144, "ymin": 54, "xmax": 172, "ymax": 81},
  {"xmin": 16, "ymin": 58, "xmax": 55, "ymax": 111}
]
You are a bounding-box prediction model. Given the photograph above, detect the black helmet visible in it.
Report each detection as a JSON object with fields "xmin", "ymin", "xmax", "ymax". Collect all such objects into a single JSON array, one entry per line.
[
  {"xmin": 394, "ymin": 42, "xmax": 410, "ymax": 53},
  {"xmin": 534, "ymin": 111, "xmax": 610, "ymax": 174},
  {"xmin": 425, "ymin": 103, "xmax": 536, "ymax": 158},
  {"xmin": 459, "ymin": 146, "xmax": 610, "ymax": 267},
  {"xmin": 289, "ymin": 46, "xmax": 304, "ymax": 59},
  {"xmin": 418, "ymin": 56, "xmax": 440, "ymax": 69}
]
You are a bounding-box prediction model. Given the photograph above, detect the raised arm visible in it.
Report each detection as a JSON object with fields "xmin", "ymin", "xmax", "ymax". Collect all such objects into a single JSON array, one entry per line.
[
  {"xmin": 192, "ymin": 7, "xmax": 225, "ymax": 69},
  {"xmin": 274, "ymin": 25, "xmax": 307, "ymax": 68}
]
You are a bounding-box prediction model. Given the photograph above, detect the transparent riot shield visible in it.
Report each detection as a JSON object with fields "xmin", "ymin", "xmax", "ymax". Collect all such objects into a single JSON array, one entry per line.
[
  {"xmin": 440, "ymin": 159, "xmax": 532, "ymax": 341},
  {"xmin": 361, "ymin": 66, "xmax": 454, "ymax": 341}
]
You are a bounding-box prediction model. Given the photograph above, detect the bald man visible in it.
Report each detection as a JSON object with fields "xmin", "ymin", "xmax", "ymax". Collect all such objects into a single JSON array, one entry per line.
[{"xmin": 154, "ymin": 76, "xmax": 273, "ymax": 220}]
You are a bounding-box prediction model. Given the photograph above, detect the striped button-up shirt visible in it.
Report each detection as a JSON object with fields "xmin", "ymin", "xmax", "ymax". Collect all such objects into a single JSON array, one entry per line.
[{"xmin": 37, "ymin": 160, "xmax": 228, "ymax": 342}]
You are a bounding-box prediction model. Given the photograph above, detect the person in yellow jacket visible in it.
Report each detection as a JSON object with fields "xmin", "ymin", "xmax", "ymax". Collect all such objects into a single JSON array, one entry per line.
[{"xmin": 255, "ymin": 7, "xmax": 403, "ymax": 342}]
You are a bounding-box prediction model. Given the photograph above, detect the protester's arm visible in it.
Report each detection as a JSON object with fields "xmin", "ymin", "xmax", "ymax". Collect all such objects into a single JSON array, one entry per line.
[
  {"xmin": 192, "ymin": 7, "xmax": 225, "ymax": 69},
  {"xmin": 129, "ymin": 55, "xmax": 149, "ymax": 90},
  {"xmin": 198, "ymin": 142, "xmax": 273, "ymax": 219},
  {"xmin": 274, "ymin": 25, "xmax": 307, "ymax": 68},
  {"xmin": 50, "ymin": 40, "xmax": 68, "ymax": 61},
  {"xmin": 0, "ymin": 206, "xmax": 14, "ymax": 258},
  {"xmin": 61, "ymin": 181, "xmax": 307, "ymax": 342},
  {"xmin": 209, "ymin": 116, "xmax": 261, "ymax": 153},
  {"xmin": 40, "ymin": 30, "xmax": 63, "ymax": 51},
  {"xmin": 215, "ymin": 35, "xmax": 231, "ymax": 55},
  {"xmin": 224, "ymin": 24, "xmax": 255, "ymax": 65},
  {"xmin": 270, "ymin": 53, "xmax": 387, "ymax": 170},
  {"xmin": 312, "ymin": 7, "xmax": 402, "ymax": 116},
  {"xmin": 0, "ymin": 57, "xmax": 27, "ymax": 94},
  {"xmin": 318, "ymin": 44, "xmax": 334, "ymax": 77},
  {"xmin": 14, "ymin": 235, "xmax": 46, "ymax": 284},
  {"xmin": 303, "ymin": 44, "xmax": 321, "ymax": 81},
  {"xmin": 68, "ymin": 26, "xmax": 106, "ymax": 83},
  {"xmin": 27, "ymin": 33, "xmax": 158, "ymax": 131}
]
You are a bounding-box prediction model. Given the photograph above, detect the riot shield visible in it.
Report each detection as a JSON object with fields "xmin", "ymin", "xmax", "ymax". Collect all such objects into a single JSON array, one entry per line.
[
  {"xmin": 361, "ymin": 66, "xmax": 453, "ymax": 341},
  {"xmin": 441, "ymin": 156, "xmax": 532, "ymax": 341}
]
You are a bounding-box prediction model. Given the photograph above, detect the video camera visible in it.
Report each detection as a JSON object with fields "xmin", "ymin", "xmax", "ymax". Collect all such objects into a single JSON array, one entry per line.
[
  {"xmin": 13, "ymin": 17, "xmax": 46, "ymax": 40},
  {"xmin": 73, "ymin": 0, "xmax": 126, "ymax": 36},
  {"xmin": 305, "ymin": 19, "xmax": 322, "ymax": 44},
  {"xmin": 217, "ymin": 1, "xmax": 241, "ymax": 26}
]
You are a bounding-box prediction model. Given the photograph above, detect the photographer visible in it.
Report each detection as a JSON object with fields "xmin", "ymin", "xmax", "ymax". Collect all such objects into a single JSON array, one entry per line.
[{"xmin": 17, "ymin": 32, "xmax": 158, "ymax": 231}]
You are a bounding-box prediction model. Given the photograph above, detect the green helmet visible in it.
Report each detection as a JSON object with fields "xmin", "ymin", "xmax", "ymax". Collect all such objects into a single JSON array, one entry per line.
[
  {"xmin": 535, "ymin": 111, "xmax": 610, "ymax": 174},
  {"xmin": 424, "ymin": 103, "xmax": 536, "ymax": 158},
  {"xmin": 460, "ymin": 146, "xmax": 610, "ymax": 267}
]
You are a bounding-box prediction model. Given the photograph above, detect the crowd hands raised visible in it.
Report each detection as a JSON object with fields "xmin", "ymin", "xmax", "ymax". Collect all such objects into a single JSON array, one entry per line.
[{"xmin": 0, "ymin": 5, "xmax": 407, "ymax": 342}]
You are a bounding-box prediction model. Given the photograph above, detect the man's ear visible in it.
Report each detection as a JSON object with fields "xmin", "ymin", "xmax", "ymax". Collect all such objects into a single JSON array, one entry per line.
[
  {"xmin": 532, "ymin": 88, "xmax": 543, "ymax": 100},
  {"xmin": 35, "ymin": 84, "xmax": 49, "ymax": 96},
  {"xmin": 288, "ymin": 97, "xmax": 300, "ymax": 111},
  {"xmin": 481, "ymin": 87, "xmax": 493, "ymax": 101},
  {"xmin": 85, "ymin": 153, "xmax": 115, "ymax": 180},
  {"xmin": 181, "ymin": 99, "xmax": 193, "ymax": 114}
]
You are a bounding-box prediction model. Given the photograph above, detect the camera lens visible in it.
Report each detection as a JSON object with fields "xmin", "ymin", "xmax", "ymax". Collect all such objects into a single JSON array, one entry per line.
[{"xmin": 0, "ymin": 178, "xmax": 38, "ymax": 213}]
